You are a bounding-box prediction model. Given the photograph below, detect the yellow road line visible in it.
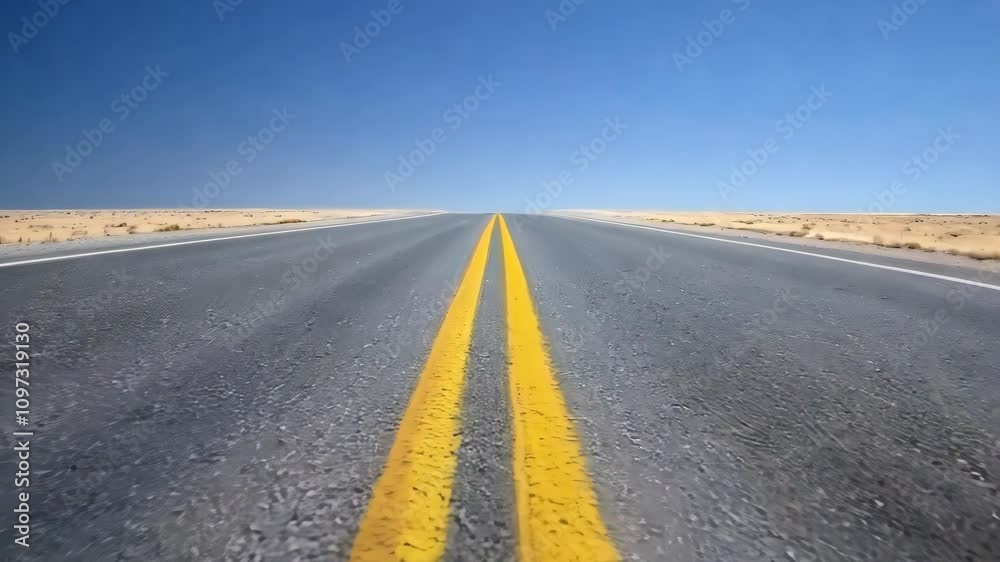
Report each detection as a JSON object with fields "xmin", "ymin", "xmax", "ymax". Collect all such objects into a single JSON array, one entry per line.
[
  {"xmin": 497, "ymin": 215, "xmax": 620, "ymax": 562},
  {"xmin": 350, "ymin": 215, "xmax": 497, "ymax": 562}
]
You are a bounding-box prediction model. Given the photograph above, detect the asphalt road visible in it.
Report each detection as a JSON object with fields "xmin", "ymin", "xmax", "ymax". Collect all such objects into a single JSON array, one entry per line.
[{"xmin": 1, "ymin": 213, "xmax": 998, "ymax": 561}]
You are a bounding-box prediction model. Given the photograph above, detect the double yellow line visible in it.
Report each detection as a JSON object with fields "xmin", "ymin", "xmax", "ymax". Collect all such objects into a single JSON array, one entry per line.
[{"xmin": 350, "ymin": 215, "xmax": 619, "ymax": 562}]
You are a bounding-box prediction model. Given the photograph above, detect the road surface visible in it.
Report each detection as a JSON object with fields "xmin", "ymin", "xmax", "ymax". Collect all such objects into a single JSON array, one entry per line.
[{"xmin": 1, "ymin": 213, "xmax": 997, "ymax": 561}]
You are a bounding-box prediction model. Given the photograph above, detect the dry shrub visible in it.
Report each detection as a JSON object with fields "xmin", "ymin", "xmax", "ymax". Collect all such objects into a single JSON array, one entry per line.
[{"xmin": 962, "ymin": 249, "xmax": 1000, "ymax": 260}]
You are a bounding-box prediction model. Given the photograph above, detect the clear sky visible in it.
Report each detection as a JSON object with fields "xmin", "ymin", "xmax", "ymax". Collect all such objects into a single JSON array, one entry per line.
[{"xmin": 1, "ymin": 0, "xmax": 996, "ymax": 212}]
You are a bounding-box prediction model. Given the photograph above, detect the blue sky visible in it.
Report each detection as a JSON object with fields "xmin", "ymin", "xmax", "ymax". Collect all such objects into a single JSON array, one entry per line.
[{"xmin": 1, "ymin": 0, "xmax": 997, "ymax": 212}]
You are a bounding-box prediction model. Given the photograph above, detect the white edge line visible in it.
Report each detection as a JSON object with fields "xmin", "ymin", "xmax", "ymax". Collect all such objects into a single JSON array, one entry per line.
[
  {"xmin": 0, "ymin": 212, "xmax": 445, "ymax": 268},
  {"xmin": 556, "ymin": 214, "xmax": 1000, "ymax": 293}
]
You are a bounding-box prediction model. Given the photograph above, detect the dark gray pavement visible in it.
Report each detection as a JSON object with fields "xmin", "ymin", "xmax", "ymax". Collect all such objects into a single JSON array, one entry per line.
[
  {"xmin": 1, "ymin": 212, "xmax": 997, "ymax": 561},
  {"xmin": 0, "ymin": 213, "xmax": 490, "ymax": 560},
  {"xmin": 510, "ymin": 214, "xmax": 999, "ymax": 561}
]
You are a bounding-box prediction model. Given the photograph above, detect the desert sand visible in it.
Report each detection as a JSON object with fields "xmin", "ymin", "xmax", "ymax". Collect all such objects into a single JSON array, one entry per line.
[
  {"xmin": 569, "ymin": 210, "xmax": 1000, "ymax": 261},
  {"xmin": 0, "ymin": 209, "xmax": 396, "ymax": 244}
]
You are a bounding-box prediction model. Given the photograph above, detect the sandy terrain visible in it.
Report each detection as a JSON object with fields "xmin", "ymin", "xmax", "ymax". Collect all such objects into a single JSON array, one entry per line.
[
  {"xmin": 0, "ymin": 209, "xmax": 397, "ymax": 244},
  {"xmin": 568, "ymin": 210, "xmax": 1000, "ymax": 261}
]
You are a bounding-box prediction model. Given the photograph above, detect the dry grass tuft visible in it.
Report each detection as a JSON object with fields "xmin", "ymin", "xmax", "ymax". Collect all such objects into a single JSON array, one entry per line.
[
  {"xmin": 873, "ymin": 234, "xmax": 903, "ymax": 248},
  {"xmin": 961, "ymin": 249, "xmax": 1000, "ymax": 260}
]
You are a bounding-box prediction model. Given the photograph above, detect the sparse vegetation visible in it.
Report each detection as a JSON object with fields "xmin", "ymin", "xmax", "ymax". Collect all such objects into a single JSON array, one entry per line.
[
  {"xmin": 961, "ymin": 249, "xmax": 1000, "ymax": 260},
  {"xmin": 872, "ymin": 234, "xmax": 903, "ymax": 248},
  {"xmin": 904, "ymin": 241, "xmax": 922, "ymax": 250},
  {"xmin": 696, "ymin": 222, "xmax": 715, "ymax": 227},
  {"xmin": 156, "ymin": 224, "xmax": 181, "ymax": 232},
  {"xmin": 733, "ymin": 227, "xmax": 773, "ymax": 235}
]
